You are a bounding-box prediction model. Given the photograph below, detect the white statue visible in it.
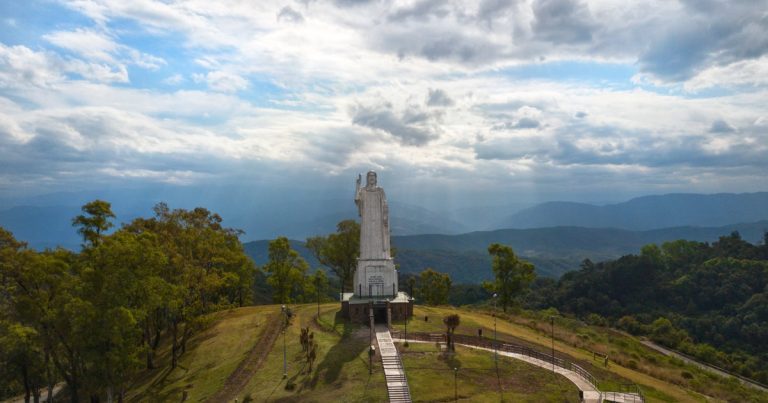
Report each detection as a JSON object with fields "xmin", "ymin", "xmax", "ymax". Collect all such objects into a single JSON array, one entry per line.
[
  {"xmin": 355, "ymin": 171, "xmax": 391, "ymax": 260},
  {"xmin": 353, "ymin": 171, "xmax": 397, "ymax": 297}
]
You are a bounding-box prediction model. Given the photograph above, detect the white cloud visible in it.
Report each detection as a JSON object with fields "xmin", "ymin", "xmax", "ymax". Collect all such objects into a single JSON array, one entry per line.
[
  {"xmin": 0, "ymin": 0, "xmax": 767, "ymax": 201},
  {"xmin": 193, "ymin": 71, "xmax": 249, "ymax": 93}
]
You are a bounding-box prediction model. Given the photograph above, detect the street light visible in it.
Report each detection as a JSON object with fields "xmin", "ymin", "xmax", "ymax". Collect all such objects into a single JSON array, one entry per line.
[
  {"xmin": 369, "ymin": 307, "xmax": 374, "ymax": 374},
  {"xmin": 492, "ymin": 293, "xmax": 498, "ymax": 364},
  {"xmin": 281, "ymin": 304, "xmax": 287, "ymax": 378},
  {"xmin": 404, "ymin": 297, "xmax": 413, "ymax": 347},
  {"xmin": 550, "ymin": 316, "xmax": 555, "ymax": 373},
  {"xmin": 454, "ymin": 367, "xmax": 458, "ymax": 401}
]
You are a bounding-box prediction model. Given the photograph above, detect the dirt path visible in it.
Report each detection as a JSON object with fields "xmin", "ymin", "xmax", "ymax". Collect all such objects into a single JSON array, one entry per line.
[{"xmin": 206, "ymin": 313, "xmax": 283, "ymax": 402}]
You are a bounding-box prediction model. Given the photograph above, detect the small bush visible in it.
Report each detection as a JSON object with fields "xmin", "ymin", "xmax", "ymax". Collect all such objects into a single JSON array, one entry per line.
[
  {"xmin": 681, "ymin": 371, "xmax": 694, "ymax": 379},
  {"xmin": 627, "ymin": 360, "xmax": 639, "ymax": 370}
]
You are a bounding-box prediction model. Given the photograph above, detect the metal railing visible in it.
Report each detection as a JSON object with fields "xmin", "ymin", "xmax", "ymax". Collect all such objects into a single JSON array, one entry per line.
[
  {"xmin": 394, "ymin": 331, "xmax": 644, "ymax": 402},
  {"xmin": 600, "ymin": 384, "xmax": 645, "ymax": 403}
]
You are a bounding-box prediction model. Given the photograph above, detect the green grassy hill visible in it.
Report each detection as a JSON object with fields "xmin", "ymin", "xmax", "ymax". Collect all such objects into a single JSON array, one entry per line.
[{"xmin": 126, "ymin": 304, "xmax": 768, "ymax": 402}]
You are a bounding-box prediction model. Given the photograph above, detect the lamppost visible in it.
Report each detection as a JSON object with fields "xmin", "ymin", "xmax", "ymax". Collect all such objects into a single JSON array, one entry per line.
[
  {"xmin": 454, "ymin": 367, "xmax": 458, "ymax": 401},
  {"xmin": 550, "ymin": 315, "xmax": 555, "ymax": 373},
  {"xmin": 369, "ymin": 307, "xmax": 374, "ymax": 375},
  {"xmin": 281, "ymin": 304, "xmax": 287, "ymax": 378},
  {"xmin": 404, "ymin": 297, "xmax": 412, "ymax": 347},
  {"xmin": 492, "ymin": 293, "xmax": 498, "ymax": 363}
]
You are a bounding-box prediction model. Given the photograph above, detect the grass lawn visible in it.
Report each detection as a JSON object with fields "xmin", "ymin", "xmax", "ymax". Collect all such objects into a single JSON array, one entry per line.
[
  {"xmin": 124, "ymin": 303, "xmax": 768, "ymax": 402},
  {"xmin": 401, "ymin": 343, "xmax": 580, "ymax": 402},
  {"xmin": 393, "ymin": 305, "xmax": 768, "ymax": 402},
  {"xmin": 127, "ymin": 305, "xmax": 277, "ymax": 402},
  {"xmin": 239, "ymin": 303, "xmax": 388, "ymax": 402}
]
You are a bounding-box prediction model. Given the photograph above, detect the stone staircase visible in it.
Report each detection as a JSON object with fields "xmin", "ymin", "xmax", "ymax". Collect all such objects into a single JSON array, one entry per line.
[{"xmin": 375, "ymin": 325, "xmax": 412, "ymax": 403}]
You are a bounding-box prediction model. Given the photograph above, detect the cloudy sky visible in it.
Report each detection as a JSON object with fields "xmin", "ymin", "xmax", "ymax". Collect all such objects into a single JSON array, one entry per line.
[{"xmin": 1, "ymin": 0, "xmax": 767, "ymax": 209}]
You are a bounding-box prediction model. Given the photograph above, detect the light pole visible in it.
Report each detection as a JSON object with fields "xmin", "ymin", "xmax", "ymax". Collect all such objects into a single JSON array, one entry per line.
[
  {"xmin": 454, "ymin": 367, "xmax": 458, "ymax": 401},
  {"xmin": 550, "ymin": 315, "xmax": 555, "ymax": 373},
  {"xmin": 281, "ymin": 304, "xmax": 287, "ymax": 378},
  {"xmin": 404, "ymin": 297, "xmax": 412, "ymax": 347},
  {"xmin": 369, "ymin": 307, "xmax": 374, "ymax": 375},
  {"xmin": 492, "ymin": 293, "xmax": 498, "ymax": 364}
]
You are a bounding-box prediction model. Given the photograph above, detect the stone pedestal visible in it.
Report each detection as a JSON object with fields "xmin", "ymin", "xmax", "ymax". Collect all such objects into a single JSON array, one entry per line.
[{"xmin": 353, "ymin": 258, "xmax": 398, "ymax": 298}]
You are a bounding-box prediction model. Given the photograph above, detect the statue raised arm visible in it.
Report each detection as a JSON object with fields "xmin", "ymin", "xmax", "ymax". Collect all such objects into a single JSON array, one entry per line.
[{"xmin": 355, "ymin": 174, "xmax": 363, "ymax": 216}]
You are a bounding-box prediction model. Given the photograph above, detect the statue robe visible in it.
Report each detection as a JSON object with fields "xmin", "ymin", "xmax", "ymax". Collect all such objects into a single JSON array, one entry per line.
[{"xmin": 355, "ymin": 185, "xmax": 391, "ymax": 260}]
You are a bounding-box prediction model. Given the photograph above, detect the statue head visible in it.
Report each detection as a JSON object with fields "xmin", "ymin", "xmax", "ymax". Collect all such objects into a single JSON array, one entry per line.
[{"xmin": 366, "ymin": 171, "xmax": 377, "ymax": 188}]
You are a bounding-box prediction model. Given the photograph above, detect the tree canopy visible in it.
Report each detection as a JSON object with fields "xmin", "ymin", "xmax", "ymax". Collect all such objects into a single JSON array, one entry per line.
[
  {"xmin": 306, "ymin": 219, "xmax": 359, "ymax": 295},
  {"xmin": 1, "ymin": 201, "xmax": 257, "ymax": 401},
  {"xmin": 484, "ymin": 243, "xmax": 536, "ymax": 312}
]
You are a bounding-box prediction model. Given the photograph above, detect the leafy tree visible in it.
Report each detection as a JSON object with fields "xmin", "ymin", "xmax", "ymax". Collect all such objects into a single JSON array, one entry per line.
[
  {"xmin": 406, "ymin": 276, "xmax": 416, "ymax": 298},
  {"xmin": 0, "ymin": 322, "xmax": 45, "ymax": 403},
  {"xmin": 265, "ymin": 237, "xmax": 308, "ymax": 303},
  {"xmin": 483, "ymin": 243, "xmax": 535, "ymax": 312},
  {"xmin": 417, "ymin": 268, "xmax": 451, "ymax": 305},
  {"xmin": 310, "ymin": 269, "xmax": 329, "ymax": 316},
  {"xmin": 443, "ymin": 314, "xmax": 460, "ymax": 351},
  {"xmin": 306, "ymin": 220, "xmax": 359, "ymax": 295},
  {"xmin": 72, "ymin": 200, "xmax": 115, "ymax": 248}
]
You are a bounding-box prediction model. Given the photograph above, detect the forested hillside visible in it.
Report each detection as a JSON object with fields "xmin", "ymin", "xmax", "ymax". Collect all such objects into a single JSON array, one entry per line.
[
  {"xmin": 534, "ymin": 232, "xmax": 768, "ymax": 384},
  {"xmin": 243, "ymin": 221, "xmax": 768, "ymax": 282},
  {"xmin": 0, "ymin": 202, "xmax": 256, "ymax": 401}
]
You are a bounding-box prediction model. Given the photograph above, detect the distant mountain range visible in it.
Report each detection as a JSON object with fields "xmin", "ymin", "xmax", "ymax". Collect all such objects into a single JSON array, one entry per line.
[
  {"xmin": 243, "ymin": 220, "xmax": 768, "ymax": 283},
  {"xmin": 501, "ymin": 192, "xmax": 768, "ymax": 230},
  {"xmin": 1, "ymin": 190, "xmax": 767, "ymax": 252}
]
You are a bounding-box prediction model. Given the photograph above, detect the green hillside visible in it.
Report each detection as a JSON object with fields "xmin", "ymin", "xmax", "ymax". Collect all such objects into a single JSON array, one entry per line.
[
  {"xmin": 243, "ymin": 221, "xmax": 768, "ymax": 282},
  {"xmin": 125, "ymin": 303, "xmax": 767, "ymax": 402}
]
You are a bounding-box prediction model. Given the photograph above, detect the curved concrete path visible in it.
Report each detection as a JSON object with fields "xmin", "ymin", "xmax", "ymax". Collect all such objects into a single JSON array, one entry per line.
[{"xmin": 395, "ymin": 337, "xmax": 642, "ymax": 403}]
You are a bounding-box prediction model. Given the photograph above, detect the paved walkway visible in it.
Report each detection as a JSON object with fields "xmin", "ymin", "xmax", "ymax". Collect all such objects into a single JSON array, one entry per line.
[
  {"xmin": 375, "ymin": 325, "xmax": 412, "ymax": 403},
  {"xmin": 395, "ymin": 337, "xmax": 643, "ymax": 403}
]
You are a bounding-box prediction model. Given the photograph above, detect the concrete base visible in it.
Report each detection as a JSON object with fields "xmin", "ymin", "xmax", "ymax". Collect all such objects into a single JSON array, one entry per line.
[{"xmin": 341, "ymin": 292, "xmax": 414, "ymax": 326}]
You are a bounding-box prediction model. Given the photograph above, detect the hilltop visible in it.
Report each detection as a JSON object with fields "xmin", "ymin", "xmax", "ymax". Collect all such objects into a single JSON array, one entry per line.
[{"xmin": 125, "ymin": 303, "xmax": 767, "ymax": 402}]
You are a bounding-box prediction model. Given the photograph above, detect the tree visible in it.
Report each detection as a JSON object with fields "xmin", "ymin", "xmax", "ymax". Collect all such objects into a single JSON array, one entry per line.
[
  {"xmin": 483, "ymin": 243, "xmax": 535, "ymax": 312},
  {"xmin": 72, "ymin": 200, "xmax": 115, "ymax": 248},
  {"xmin": 311, "ymin": 269, "xmax": 329, "ymax": 316},
  {"xmin": 406, "ymin": 276, "xmax": 416, "ymax": 299},
  {"xmin": 306, "ymin": 220, "xmax": 359, "ymax": 296},
  {"xmin": 264, "ymin": 237, "xmax": 308, "ymax": 304},
  {"xmin": 417, "ymin": 268, "xmax": 451, "ymax": 305},
  {"xmin": 443, "ymin": 314, "xmax": 460, "ymax": 351}
]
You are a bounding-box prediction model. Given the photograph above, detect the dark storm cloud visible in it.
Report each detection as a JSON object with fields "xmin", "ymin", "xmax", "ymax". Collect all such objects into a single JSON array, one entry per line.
[
  {"xmin": 277, "ymin": 6, "xmax": 305, "ymax": 23},
  {"xmin": 426, "ymin": 88, "xmax": 454, "ymax": 107},
  {"xmin": 0, "ymin": 107, "xmax": 234, "ymax": 185},
  {"xmin": 638, "ymin": 0, "xmax": 768, "ymax": 81},
  {"xmin": 477, "ymin": 0, "xmax": 517, "ymax": 22},
  {"xmin": 531, "ymin": 0, "xmax": 596, "ymax": 44},
  {"xmin": 475, "ymin": 122, "xmax": 768, "ymax": 170},
  {"xmin": 333, "ymin": 0, "xmax": 379, "ymax": 7},
  {"xmin": 352, "ymin": 103, "xmax": 439, "ymax": 146},
  {"xmin": 419, "ymin": 33, "xmax": 502, "ymax": 64},
  {"xmin": 492, "ymin": 117, "xmax": 541, "ymax": 130},
  {"xmin": 387, "ymin": 0, "xmax": 450, "ymax": 22},
  {"xmin": 710, "ymin": 119, "xmax": 735, "ymax": 133}
]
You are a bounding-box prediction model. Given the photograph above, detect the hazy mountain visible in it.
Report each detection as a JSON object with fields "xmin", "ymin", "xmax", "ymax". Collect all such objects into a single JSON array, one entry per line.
[
  {"xmin": 501, "ymin": 192, "xmax": 768, "ymax": 230},
  {"xmin": 0, "ymin": 195, "xmax": 467, "ymax": 250},
  {"xmin": 3, "ymin": 190, "xmax": 767, "ymax": 251},
  {"xmin": 243, "ymin": 221, "xmax": 768, "ymax": 283}
]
